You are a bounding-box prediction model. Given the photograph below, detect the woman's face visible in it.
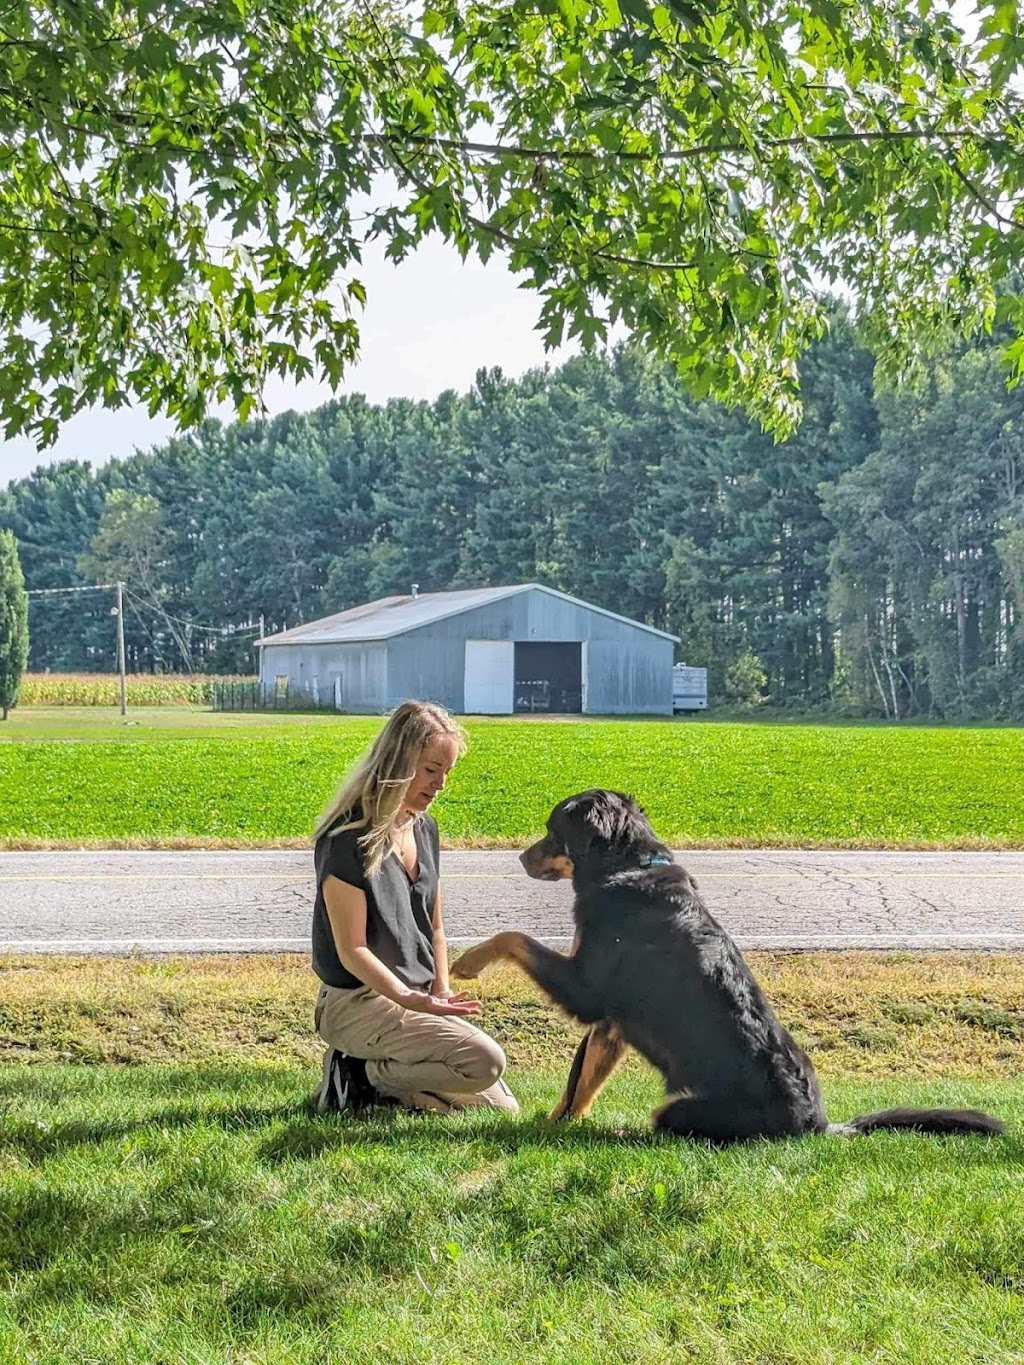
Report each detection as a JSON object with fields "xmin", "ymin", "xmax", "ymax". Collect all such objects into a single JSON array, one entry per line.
[{"xmin": 404, "ymin": 736, "xmax": 460, "ymax": 815}]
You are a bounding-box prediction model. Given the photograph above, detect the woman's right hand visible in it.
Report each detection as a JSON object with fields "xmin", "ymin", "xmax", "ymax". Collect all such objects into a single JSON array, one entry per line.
[{"xmin": 403, "ymin": 989, "xmax": 482, "ymax": 1018}]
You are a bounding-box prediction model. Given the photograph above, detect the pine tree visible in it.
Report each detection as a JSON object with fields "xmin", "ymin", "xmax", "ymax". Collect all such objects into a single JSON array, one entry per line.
[{"xmin": 0, "ymin": 530, "xmax": 29, "ymax": 720}]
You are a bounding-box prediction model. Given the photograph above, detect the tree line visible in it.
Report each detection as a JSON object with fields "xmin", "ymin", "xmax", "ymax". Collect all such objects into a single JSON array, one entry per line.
[{"xmin": 2, "ymin": 319, "xmax": 1023, "ymax": 719}]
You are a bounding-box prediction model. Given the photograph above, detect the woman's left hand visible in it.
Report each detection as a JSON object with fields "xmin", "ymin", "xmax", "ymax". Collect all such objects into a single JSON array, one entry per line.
[{"xmin": 431, "ymin": 986, "xmax": 473, "ymax": 1004}]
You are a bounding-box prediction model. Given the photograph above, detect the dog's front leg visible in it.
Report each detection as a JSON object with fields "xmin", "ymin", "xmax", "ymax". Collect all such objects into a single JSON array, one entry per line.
[
  {"xmin": 549, "ymin": 1022, "xmax": 629, "ymax": 1121},
  {"xmin": 451, "ymin": 933, "xmax": 603, "ymax": 1023},
  {"xmin": 448, "ymin": 932, "xmax": 522, "ymax": 981}
]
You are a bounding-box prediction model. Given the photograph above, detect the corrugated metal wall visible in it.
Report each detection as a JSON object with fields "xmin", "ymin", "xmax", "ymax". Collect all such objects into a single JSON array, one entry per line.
[
  {"xmin": 585, "ymin": 637, "xmax": 673, "ymax": 714},
  {"xmin": 385, "ymin": 589, "xmax": 674, "ymax": 714},
  {"xmin": 260, "ymin": 589, "xmax": 674, "ymax": 714},
  {"xmin": 260, "ymin": 641, "xmax": 387, "ymax": 711}
]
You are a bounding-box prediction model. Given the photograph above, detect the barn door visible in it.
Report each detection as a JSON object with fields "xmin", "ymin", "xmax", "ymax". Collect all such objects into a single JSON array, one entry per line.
[{"xmin": 464, "ymin": 640, "xmax": 514, "ymax": 713}]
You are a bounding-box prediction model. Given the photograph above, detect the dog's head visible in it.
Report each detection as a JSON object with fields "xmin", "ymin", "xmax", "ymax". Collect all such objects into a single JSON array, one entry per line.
[{"xmin": 520, "ymin": 789, "xmax": 665, "ymax": 883}]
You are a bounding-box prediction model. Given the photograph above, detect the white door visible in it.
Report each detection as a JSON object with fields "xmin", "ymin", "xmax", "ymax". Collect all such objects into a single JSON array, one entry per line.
[{"xmin": 464, "ymin": 640, "xmax": 514, "ymax": 713}]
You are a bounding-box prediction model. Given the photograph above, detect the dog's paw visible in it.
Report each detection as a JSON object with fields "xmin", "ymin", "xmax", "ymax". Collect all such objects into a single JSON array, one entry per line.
[
  {"xmin": 450, "ymin": 948, "xmax": 488, "ymax": 980},
  {"xmin": 549, "ymin": 1101, "xmax": 590, "ymax": 1122}
]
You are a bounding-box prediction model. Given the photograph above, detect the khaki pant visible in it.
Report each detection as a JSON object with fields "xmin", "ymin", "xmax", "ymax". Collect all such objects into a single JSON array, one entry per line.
[{"xmin": 315, "ymin": 982, "xmax": 519, "ymax": 1115}]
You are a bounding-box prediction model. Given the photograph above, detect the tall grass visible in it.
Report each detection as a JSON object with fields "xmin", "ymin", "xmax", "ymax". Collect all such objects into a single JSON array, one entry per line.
[
  {"xmin": 2, "ymin": 953, "xmax": 1023, "ymax": 1076},
  {"xmin": 18, "ymin": 672, "xmax": 257, "ymax": 707}
]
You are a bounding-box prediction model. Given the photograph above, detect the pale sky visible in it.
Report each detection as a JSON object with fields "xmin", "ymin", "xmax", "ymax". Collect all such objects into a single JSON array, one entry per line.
[{"xmin": 0, "ymin": 235, "xmax": 578, "ymax": 488}]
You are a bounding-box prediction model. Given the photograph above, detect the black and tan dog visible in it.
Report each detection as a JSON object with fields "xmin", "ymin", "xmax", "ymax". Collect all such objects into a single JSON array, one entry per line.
[{"xmin": 452, "ymin": 789, "xmax": 1004, "ymax": 1142}]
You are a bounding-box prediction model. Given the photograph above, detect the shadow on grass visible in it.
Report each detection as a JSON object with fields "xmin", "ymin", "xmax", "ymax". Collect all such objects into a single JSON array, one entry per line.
[
  {"xmin": 257, "ymin": 1108, "xmax": 663, "ymax": 1164},
  {"xmin": 258, "ymin": 1105, "xmax": 1022, "ymax": 1168},
  {"xmin": 1, "ymin": 1066, "xmax": 1018, "ymax": 1168},
  {"xmin": 1, "ymin": 1099, "xmax": 1017, "ymax": 1173},
  {"xmin": 0, "ymin": 1097, "xmax": 657, "ymax": 1164}
]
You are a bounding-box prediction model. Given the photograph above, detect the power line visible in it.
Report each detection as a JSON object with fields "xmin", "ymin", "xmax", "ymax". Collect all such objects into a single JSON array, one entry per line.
[
  {"xmin": 26, "ymin": 583, "xmax": 115, "ymax": 596},
  {"xmin": 27, "ymin": 582, "xmax": 261, "ymax": 638},
  {"xmin": 24, "ymin": 580, "xmax": 127, "ymax": 715},
  {"xmin": 123, "ymin": 592, "xmax": 164, "ymax": 658},
  {"xmin": 120, "ymin": 586, "xmax": 261, "ymax": 637}
]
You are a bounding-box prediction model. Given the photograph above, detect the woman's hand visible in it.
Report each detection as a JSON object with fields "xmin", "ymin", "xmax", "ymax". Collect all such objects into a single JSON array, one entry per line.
[{"xmin": 403, "ymin": 989, "xmax": 482, "ymax": 1018}]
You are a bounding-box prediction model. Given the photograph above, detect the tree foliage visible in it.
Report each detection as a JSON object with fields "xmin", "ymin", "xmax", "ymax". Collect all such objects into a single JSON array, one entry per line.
[
  {"xmin": 0, "ymin": 529, "xmax": 30, "ymax": 719},
  {"xmin": 80, "ymin": 487, "xmax": 199, "ymax": 669},
  {"xmin": 2, "ymin": 0, "xmax": 1024, "ymax": 444}
]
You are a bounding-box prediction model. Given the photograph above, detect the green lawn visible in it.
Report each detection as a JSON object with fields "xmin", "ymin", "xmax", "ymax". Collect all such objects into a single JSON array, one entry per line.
[
  {"xmin": 0, "ymin": 704, "xmax": 327, "ymax": 739},
  {"xmin": 0, "ymin": 709, "xmax": 1022, "ymax": 848},
  {"xmin": 1, "ymin": 1064, "xmax": 1021, "ymax": 1365},
  {"xmin": 2, "ymin": 956, "xmax": 1021, "ymax": 1362}
]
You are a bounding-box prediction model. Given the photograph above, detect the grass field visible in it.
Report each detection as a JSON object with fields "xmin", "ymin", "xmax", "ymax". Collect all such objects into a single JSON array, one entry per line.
[
  {"xmin": 1, "ymin": 955, "xmax": 1022, "ymax": 1364},
  {"xmin": 1, "ymin": 708, "xmax": 1023, "ymax": 849}
]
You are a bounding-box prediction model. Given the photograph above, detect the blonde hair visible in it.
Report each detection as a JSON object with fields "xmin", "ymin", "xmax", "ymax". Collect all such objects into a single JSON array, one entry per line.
[{"xmin": 314, "ymin": 700, "xmax": 467, "ymax": 877}]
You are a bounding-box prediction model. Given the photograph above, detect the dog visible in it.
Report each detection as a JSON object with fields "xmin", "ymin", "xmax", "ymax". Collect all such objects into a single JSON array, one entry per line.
[{"xmin": 451, "ymin": 789, "xmax": 1004, "ymax": 1142}]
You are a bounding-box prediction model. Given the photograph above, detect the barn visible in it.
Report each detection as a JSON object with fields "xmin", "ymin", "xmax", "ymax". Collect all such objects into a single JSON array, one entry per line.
[{"xmin": 257, "ymin": 584, "xmax": 677, "ymax": 715}]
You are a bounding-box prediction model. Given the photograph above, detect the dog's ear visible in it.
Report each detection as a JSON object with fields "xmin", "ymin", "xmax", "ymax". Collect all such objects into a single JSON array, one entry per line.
[{"xmin": 560, "ymin": 789, "xmax": 651, "ymax": 854}]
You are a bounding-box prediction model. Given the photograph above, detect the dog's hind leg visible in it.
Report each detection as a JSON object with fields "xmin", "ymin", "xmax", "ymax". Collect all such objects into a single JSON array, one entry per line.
[
  {"xmin": 550, "ymin": 1022, "xmax": 628, "ymax": 1121},
  {"xmin": 652, "ymin": 1094, "xmax": 753, "ymax": 1144},
  {"xmin": 653, "ymin": 1093, "xmax": 813, "ymax": 1144}
]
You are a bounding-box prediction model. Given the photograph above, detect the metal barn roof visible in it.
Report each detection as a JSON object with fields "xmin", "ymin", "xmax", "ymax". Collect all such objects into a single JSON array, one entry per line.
[{"xmin": 258, "ymin": 584, "xmax": 678, "ymax": 645}]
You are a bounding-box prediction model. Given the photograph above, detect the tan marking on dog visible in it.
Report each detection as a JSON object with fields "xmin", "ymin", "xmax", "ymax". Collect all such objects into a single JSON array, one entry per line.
[
  {"xmin": 550, "ymin": 1022, "xmax": 629, "ymax": 1121},
  {"xmin": 450, "ymin": 931, "xmax": 530, "ymax": 980}
]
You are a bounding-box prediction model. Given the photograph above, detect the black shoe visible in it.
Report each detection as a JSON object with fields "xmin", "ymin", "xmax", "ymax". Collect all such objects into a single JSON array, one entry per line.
[{"xmin": 315, "ymin": 1047, "xmax": 375, "ymax": 1115}]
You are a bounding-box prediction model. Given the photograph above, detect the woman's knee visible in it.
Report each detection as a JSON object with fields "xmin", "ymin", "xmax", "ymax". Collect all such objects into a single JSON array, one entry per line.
[{"xmin": 459, "ymin": 1033, "xmax": 507, "ymax": 1088}]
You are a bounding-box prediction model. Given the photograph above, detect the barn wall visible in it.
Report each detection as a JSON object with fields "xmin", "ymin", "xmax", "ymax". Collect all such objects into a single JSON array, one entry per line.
[
  {"xmin": 584, "ymin": 636, "xmax": 674, "ymax": 714},
  {"xmin": 259, "ymin": 641, "xmax": 387, "ymax": 711},
  {"xmin": 384, "ymin": 588, "xmax": 674, "ymax": 713}
]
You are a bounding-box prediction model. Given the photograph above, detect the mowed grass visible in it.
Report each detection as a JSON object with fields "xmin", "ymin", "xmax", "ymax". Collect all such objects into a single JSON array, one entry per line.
[
  {"xmin": 0, "ymin": 705, "xmax": 321, "ymax": 740},
  {"xmin": 2, "ymin": 1066, "xmax": 1022, "ymax": 1365},
  {"xmin": 1, "ymin": 710, "xmax": 1023, "ymax": 848},
  {"xmin": 1, "ymin": 956, "xmax": 1023, "ymax": 1364}
]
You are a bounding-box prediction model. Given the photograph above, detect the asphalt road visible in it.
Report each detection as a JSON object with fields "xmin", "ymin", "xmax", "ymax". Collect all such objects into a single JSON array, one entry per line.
[{"xmin": 1, "ymin": 848, "xmax": 1022, "ymax": 953}]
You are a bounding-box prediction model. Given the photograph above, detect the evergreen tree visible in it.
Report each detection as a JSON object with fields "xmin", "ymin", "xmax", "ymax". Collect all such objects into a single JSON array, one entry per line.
[
  {"xmin": 6, "ymin": 324, "xmax": 1024, "ymax": 719},
  {"xmin": 0, "ymin": 461, "xmax": 107, "ymax": 669},
  {"xmin": 0, "ymin": 529, "xmax": 29, "ymax": 719}
]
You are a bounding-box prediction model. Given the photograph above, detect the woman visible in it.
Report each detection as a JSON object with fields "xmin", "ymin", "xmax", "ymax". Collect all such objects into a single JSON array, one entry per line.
[{"xmin": 311, "ymin": 700, "xmax": 518, "ymax": 1116}]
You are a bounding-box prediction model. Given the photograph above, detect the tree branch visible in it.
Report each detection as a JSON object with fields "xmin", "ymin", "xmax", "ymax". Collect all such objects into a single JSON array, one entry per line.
[
  {"xmin": 941, "ymin": 142, "xmax": 1024, "ymax": 233},
  {"xmin": 366, "ymin": 125, "xmax": 1012, "ymax": 166}
]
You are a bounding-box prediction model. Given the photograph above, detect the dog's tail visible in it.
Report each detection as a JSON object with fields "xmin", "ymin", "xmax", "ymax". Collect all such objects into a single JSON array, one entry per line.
[{"xmin": 828, "ymin": 1106, "xmax": 1004, "ymax": 1137}]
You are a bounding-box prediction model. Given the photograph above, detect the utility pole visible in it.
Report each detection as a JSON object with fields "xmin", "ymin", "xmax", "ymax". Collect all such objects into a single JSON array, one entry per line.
[{"xmin": 115, "ymin": 580, "xmax": 127, "ymax": 716}]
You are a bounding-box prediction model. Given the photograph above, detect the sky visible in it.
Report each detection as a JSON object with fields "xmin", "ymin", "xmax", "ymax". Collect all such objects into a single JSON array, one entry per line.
[{"xmin": 0, "ymin": 235, "xmax": 578, "ymax": 488}]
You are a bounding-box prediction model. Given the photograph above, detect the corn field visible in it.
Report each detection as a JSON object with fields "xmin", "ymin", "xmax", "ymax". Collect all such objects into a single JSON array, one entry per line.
[{"xmin": 19, "ymin": 673, "xmax": 258, "ymax": 707}]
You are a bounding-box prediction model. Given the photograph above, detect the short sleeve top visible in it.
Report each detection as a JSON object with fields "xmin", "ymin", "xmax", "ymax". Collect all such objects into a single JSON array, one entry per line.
[{"xmin": 312, "ymin": 812, "xmax": 440, "ymax": 990}]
